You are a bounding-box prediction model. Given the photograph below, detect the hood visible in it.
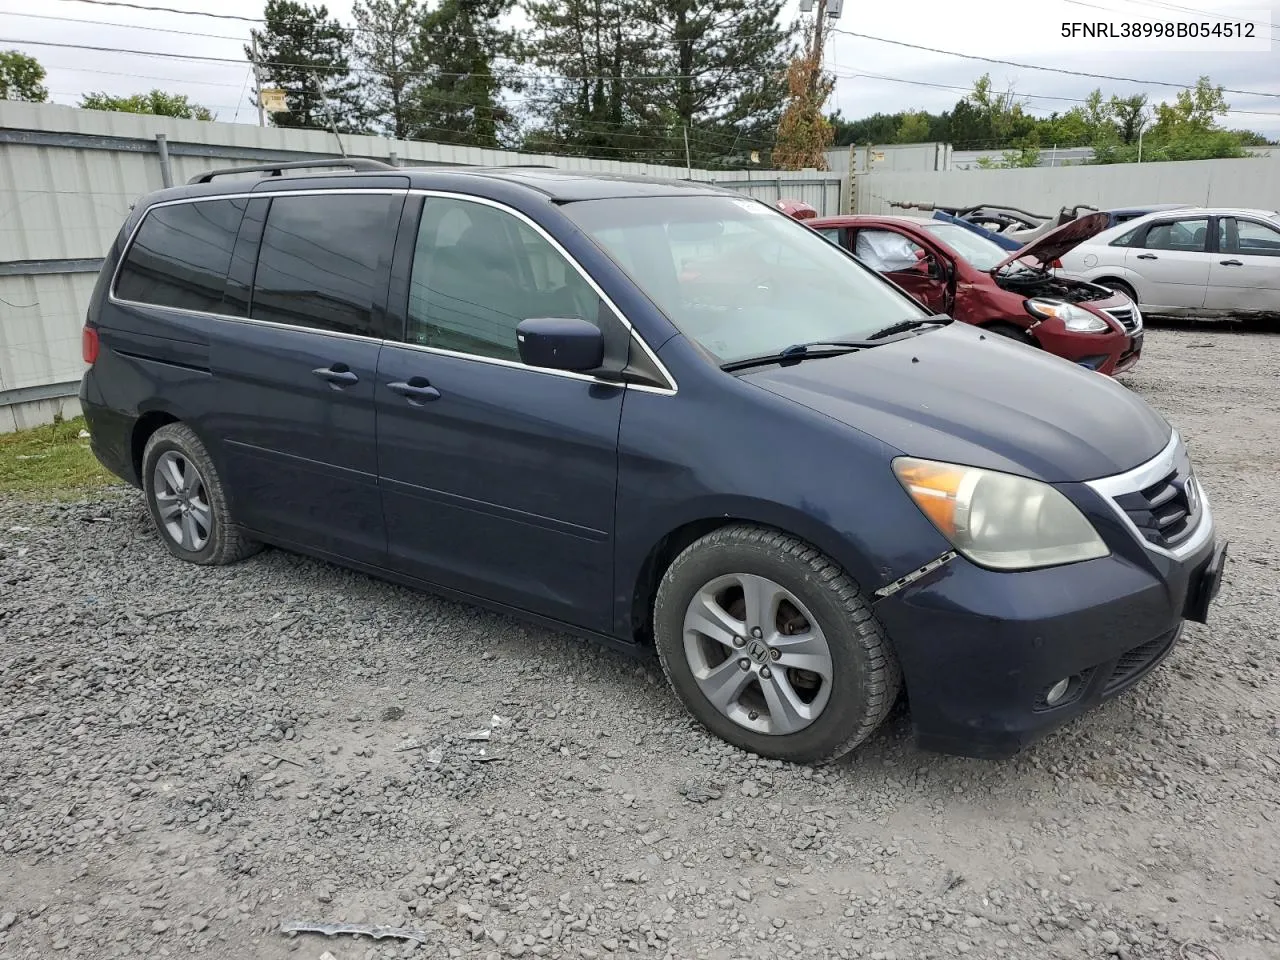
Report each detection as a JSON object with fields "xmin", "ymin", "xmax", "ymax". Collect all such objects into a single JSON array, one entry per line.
[
  {"xmin": 742, "ymin": 323, "xmax": 1170, "ymax": 483},
  {"xmin": 996, "ymin": 211, "xmax": 1113, "ymax": 270}
]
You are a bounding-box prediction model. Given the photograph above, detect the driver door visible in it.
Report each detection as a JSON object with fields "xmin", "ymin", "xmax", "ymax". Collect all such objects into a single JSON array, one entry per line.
[{"xmin": 851, "ymin": 227, "xmax": 949, "ymax": 313}]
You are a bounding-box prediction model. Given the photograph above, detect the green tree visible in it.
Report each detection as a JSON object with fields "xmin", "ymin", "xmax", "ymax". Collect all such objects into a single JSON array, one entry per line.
[
  {"xmin": 829, "ymin": 110, "xmax": 905, "ymax": 146},
  {"xmin": 639, "ymin": 0, "xmax": 798, "ymax": 165},
  {"xmin": 351, "ymin": 0, "xmax": 423, "ymax": 138},
  {"xmin": 1109, "ymin": 93, "xmax": 1148, "ymax": 143},
  {"xmin": 894, "ymin": 110, "xmax": 931, "ymax": 144},
  {"xmin": 519, "ymin": 0, "xmax": 665, "ymax": 160},
  {"xmin": 0, "ymin": 50, "xmax": 49, "ymax": 102},
  {"xmin": 79, "ymin": 90, "xmax": 215, "ymax": 120},
  {"xmin": 247, "ymin": 0, "xmax": 363, "ymax": 131},
  {"xmin": 412, "ymin": 0, "xmax": 520, "ymax": 147}
]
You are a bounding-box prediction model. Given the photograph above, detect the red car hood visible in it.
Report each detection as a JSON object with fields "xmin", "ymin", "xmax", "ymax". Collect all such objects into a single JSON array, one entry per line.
[{"xmin": 995, "ymin": 211, "xmax": 1113, "ymax": 270}]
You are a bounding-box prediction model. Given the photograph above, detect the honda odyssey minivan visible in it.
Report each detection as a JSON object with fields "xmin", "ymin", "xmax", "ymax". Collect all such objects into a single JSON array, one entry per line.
[{"xmin": 80, "ymin": 160, "xmax": 1227, "ymax": 764}]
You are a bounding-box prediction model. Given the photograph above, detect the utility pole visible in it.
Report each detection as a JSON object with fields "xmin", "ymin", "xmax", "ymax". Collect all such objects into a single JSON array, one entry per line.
[
  {"xmin": 250, "ymin": 35, "xmax": 265, "ymax": 128},
  {"xmin": 811, "ymin": 0, "xmax": 827, "ymax": 60},
  {"xmin": 683, "ymin": 126, "xmax": 692, "ymax": 178}
]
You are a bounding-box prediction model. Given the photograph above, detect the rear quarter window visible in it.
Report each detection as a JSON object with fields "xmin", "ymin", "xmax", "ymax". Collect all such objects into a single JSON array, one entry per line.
[{"xmin": 113, "ymin": 199, "xmax": 249, "ymax": 315}]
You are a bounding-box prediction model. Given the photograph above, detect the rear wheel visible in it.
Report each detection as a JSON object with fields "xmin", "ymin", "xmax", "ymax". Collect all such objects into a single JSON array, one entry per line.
[
  {"xmin": 653, "ymin": 524, "xmax": 901, "ymax": 765},
  {"xmin": 141, "ymin": 423, "xmax": 261, "ymax": 566}
]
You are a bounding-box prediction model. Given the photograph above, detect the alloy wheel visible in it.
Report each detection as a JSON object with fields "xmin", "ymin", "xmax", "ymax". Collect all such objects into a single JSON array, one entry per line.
[
  {"xmin": 153, "ymin": 450, "xmax": 212, "ymax": 552},
  {"xmin": 682, "ymin": 573, "xmax": 834, "ymax": 736}
]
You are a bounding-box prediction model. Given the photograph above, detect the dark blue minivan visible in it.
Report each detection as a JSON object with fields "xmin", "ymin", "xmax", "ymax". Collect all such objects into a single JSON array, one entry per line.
[{"xmin": 79, "ymin": 161, "xmax": 1227, "ymax": 764}]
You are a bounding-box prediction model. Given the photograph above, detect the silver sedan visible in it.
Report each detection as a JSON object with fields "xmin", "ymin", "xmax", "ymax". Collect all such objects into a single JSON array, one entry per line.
[{"xmin": 1056, "ymin": 207, "xmax": 1280, "ymax": 318}]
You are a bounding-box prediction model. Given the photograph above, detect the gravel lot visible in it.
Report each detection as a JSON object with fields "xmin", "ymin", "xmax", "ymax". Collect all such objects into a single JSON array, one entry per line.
[{"xmin": 2, "ymin": 325, "xmax": 1278, "ymax": 960}]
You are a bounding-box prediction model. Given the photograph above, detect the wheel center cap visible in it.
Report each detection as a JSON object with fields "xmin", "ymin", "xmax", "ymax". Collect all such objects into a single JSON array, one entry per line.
[{"xmin": 746, "ymin": 639, "xmax": 770, "ymax": 664}]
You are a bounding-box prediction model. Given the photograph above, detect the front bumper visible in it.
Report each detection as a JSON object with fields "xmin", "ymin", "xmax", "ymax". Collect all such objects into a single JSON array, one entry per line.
[
  {"xmin": 1029, "ymin": 318, "xmax": 1133, "ymax": 376},
  {"xmin": 874, "ymin": 444, "xmax": 1223, "ymax": 760}
]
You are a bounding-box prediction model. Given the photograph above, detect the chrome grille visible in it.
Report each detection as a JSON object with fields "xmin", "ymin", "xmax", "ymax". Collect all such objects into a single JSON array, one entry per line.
[
  {"xmin": 1112, "ymin": 462, "xmax": 1199, "ymax": 549},
  {"xmin": 1104, "ymin": 305, "xmax": 1140, "ymax": 333}
]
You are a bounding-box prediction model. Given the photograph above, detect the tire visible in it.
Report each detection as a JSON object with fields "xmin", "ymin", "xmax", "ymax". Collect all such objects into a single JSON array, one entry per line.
[
  {"xmin": 984, "ymin": 321, "xmax": 1036, "ymax": 345},
  {"xmin": 1099, "ymin": 279, "xmax": 1138, "ymax": 305},
  {"xmin": 653, "ymin": 524, "xmax": 901, "ymax": 765},
  {"xmin": 141, "ymin": 423, "xmax": 261, "ymax": 566}
]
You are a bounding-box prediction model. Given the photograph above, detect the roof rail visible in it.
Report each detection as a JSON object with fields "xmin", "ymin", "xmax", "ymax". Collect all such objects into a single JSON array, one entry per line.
[{"xmin": 188, "ymin": 157, "xmax": 397, "ymax": 185}]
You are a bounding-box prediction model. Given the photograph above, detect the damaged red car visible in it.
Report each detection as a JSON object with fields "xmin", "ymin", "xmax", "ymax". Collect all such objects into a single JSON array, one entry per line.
[{"xmin": 806, "ymin": 212, "xmax": 1143, "ymax": 375}]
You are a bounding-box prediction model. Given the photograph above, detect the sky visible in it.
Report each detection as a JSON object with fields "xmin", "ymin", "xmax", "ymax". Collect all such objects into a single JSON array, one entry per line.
[{"xmin": 0, "ymin": 0, "xmax": 1276, "ymax": 150}]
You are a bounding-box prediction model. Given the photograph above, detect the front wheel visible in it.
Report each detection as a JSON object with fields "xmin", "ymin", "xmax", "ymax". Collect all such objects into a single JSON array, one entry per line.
[{"xmin": 653, "ymin": 524, "xmax": 901, "ymax": 765}]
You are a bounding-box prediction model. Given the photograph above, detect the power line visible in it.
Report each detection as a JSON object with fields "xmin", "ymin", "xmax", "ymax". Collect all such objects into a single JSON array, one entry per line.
[
  {"xmin": 0, "ymin": 35, "xmax": 726, "ymax": 83},
  {"xmin": 830, "ymin": 27, "xmax": 1280, "ymax": 100},
  {"xmin": 50, "ymin": 0, "xmax": 262, "ymax": 23}
]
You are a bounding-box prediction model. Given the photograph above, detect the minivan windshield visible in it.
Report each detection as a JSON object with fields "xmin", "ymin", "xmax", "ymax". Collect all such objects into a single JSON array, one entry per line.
[
  {"xmin": 917, "ymin": 222, "xmax": 1011, "ymax": 271},
  {"xmin": 562, "ymin": 196, "xmax": 928, "ymax": 365}
]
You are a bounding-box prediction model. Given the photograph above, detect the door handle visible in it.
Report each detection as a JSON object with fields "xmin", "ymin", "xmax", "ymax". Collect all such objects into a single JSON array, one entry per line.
[
  {"xmin": 387, "ymin": 378, "xmax": 441, "ymax": 404},
  {"xmin": 1135, "ymin": 253, "xmax": 1158, "ymax": 260},
  {"xmin": 311, "ymin": 365, "xmax": 359, "ymax": 387},
  {"xmin": 1219, "ymin": 259, "xmax": 1243, "ymax": 266}
]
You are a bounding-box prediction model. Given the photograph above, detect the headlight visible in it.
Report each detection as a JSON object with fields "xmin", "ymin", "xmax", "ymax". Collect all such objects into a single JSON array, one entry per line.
[
  {"xmin": 892, "ymin": 457, "xmax": 1110, "ymax": 570},
  {"xmin": 1025, "ymin": 298, "xmax": 1111, "ymax": 333}
]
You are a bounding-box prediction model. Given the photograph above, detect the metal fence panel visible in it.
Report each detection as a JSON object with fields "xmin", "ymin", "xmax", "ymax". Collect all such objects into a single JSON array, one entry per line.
[{"xmin": 855, "ymin": 156, "xmax": 1280, "ymax": 216}]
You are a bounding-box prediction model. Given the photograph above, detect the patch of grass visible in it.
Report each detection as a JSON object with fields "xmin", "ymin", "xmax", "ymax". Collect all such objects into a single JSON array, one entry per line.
[{"xmin": 0, "ymin": 416, "xmax": 119, "ymax": 497}]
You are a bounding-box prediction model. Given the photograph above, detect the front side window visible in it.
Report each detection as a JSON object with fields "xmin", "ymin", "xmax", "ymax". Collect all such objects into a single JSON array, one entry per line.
[
  {"xmin": 1230, "ymin": 218, "xmax": 1280, "ymax": 257},
  {"xmin": 407, "ymin": 197, "xmax": 599, "ymax": 361},
  {"xmin": 114, "ymin": 199, "xmax": 248, "ymax": 314},
  {"xmin": 814, "ymin": 227, "xmax": 843, "ymax": 246},
  {"xmin": 251, "ymin": 193, "xmax": 400, "ymax": 336},
  {"xmin": 1141, "ymin": 218, "xmax": 1210, "ymax": 252},
  {"xmin": 562, "ymin": 196, "xmax": 926, "ymax": 365}
]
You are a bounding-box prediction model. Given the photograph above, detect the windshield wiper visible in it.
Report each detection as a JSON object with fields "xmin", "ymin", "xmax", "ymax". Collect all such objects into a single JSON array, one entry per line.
[
  {"xmin": 864, "ymin": 315, "xmax": 952, "ymax": 341},
  {"xmin": 721, "ymin": 341, "xmax": 869, "ymax": 372}
]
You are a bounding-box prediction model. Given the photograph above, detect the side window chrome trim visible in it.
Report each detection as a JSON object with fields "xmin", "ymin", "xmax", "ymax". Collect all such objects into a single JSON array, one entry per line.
[{"xmin": 106, "ymin": 188, "xmax": 678, "ymax": 396}]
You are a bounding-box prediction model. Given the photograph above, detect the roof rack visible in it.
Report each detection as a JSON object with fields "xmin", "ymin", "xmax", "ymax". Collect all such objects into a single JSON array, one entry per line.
[{"xmin": 188, "ymin": 158, "xmax": 397, "ymax": 185}]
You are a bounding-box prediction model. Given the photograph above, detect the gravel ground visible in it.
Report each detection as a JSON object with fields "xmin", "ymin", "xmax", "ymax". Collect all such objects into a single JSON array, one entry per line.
[{"xmin": 2, "ymin": 325, "xmax": 1279, "ymax": 960}]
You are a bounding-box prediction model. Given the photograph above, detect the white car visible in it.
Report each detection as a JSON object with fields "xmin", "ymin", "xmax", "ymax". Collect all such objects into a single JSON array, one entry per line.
[{"xmin": 1056, "ymin": 207, "xmax": 1280, "ymax": 318}]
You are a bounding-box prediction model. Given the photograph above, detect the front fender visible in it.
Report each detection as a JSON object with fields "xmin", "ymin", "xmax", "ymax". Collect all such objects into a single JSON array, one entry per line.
[{"xmin": 612, "ymin": 369, "xmax": 956, "ymax": 640}]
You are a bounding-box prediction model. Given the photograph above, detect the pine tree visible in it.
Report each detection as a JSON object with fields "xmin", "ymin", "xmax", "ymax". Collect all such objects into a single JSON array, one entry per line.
[
  {"xmin": 247, "ymin": 0, "xmax": 363, "ymax": 132},
  {"xmin": 519, "ymin": 0, "xmax": 668, "ymax": 161},
  {"xmin": 640, "ymin": 0, "xmax": 798, "ymax": 165},
  {"xmin": 412, "ymin": 0, "xmax": 519, "ymax": 147},
  {"xmin": 352, "ymin": 0, "xmax": 423, "ymax": 138}
]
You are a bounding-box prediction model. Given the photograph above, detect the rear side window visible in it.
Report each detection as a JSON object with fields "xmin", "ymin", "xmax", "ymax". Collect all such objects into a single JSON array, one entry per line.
[
  {"xmin": 114, "ymin": 199, "xmax": 248, "ymax": 314},
  {"xmin": 251, "ymin": 193, "xmax": 400, "ymax": 337},
  {"xmin": 1109, "ymin": 225, "xmax": 1143, "ymax": 247}
]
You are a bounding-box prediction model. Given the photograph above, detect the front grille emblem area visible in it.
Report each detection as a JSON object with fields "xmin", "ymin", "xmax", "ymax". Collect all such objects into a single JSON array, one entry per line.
[{"xmin": 1184, "ymin": 475, "xmax": 1200, "ymax": 515}]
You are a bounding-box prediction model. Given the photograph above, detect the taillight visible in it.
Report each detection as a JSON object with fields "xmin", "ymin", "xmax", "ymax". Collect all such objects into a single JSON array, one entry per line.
[
  {"xmin": 1051, "ymin": 258, "xmax": 1063, "ymax": 269},
  {"xmin": 82, "ymin": 325, "xmax": 100, "ymax": 365}
]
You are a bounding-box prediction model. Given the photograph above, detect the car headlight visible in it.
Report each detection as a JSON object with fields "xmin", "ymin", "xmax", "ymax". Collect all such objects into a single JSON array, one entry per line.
[
  {"xmin": 1025, "ymin": 298, "xmax": 1111, "ymax": 333},
  {"xmin": 892, "ymin": 457, "xmax": 1110, "ymax": 570}
]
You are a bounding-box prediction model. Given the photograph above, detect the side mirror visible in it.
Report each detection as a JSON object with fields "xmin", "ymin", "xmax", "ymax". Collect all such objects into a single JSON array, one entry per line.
[{"xmin": 516, "ymin": 317, "xmax": 604, "ymax": 372}]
